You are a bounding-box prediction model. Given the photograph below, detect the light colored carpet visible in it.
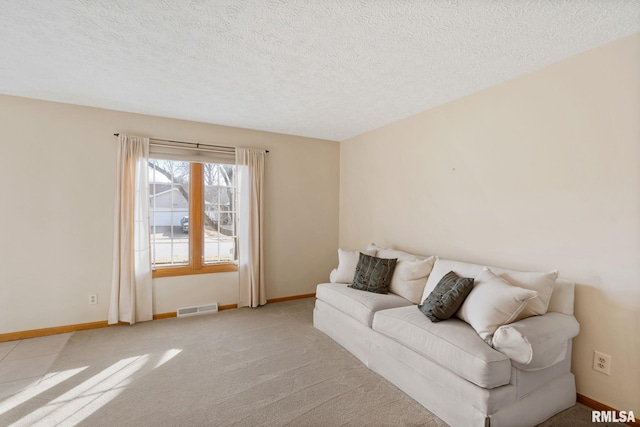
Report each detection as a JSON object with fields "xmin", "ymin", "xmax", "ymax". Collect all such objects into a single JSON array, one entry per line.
[{"xmin": 0, "ymin": 298, "xmax": 621, "ymax": 426}]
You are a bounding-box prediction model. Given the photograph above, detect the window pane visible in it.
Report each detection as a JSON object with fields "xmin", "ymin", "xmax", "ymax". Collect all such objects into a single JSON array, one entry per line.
[
  {"xmin": 149, "ymin": 159, "xmax": 190, "ymax": 267},
  {"xmin": 203, "ymin": 163, "xmax": 236, "ymax": 264}
]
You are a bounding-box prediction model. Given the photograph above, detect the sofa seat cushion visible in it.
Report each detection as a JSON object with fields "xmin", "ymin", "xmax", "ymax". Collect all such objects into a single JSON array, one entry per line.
[
  {"xmin": 372, "ymin": 306, "xmax": 512, "ymax": 389},
  {"xmin": 316, "ymin": 283, "xmax": 414, "ymax": 327}
]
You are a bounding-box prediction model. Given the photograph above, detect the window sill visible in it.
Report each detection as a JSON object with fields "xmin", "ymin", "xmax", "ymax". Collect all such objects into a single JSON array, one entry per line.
[{"xmin": 152, "ymin": 263, "xmax": 238, "ymax": 278}]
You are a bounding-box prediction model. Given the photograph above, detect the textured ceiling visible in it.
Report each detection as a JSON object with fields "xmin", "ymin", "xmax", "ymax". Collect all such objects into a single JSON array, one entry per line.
[{"xmin": 1, "ymin": 1, "xmax": 638, "ymax": 141}]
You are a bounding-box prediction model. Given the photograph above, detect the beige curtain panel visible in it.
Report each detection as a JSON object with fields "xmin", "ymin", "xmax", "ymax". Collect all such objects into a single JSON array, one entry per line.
[
  {"xmin": 109, "ymin": 134, "xmax": 153, "ymax": 324},
  {"xmin": 236, "ymin": 147, "xmax": 267, "ymax": 308}
]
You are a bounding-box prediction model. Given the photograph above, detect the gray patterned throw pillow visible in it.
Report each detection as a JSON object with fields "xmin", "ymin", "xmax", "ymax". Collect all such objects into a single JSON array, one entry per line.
[
  {"xmin": 349, "ymin": 253, "xmax": 397, "ymax": 294},
  {"xmin": 418, "ymin": 271, "xmax": 474, "ymax": 322}
]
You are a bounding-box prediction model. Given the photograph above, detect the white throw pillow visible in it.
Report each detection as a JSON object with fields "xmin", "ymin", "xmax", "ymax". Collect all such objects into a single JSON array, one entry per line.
[
  {"xmin": 456, "ymin": 268, "xmax": 538, "ymax": 344},
  {"xmin": 329, "ymin": 268, "xmax": 338, "ymax": 283},
  {"xmin": 388, "ymin": 257, "xmax": 436, "ymax": 304},
  {"xmin": 366, "ymin": 243, "xmax": 384, "ymax": 254},
  {"xmin": 372, "ymin": 246, "xmax": 434, "ymax": 303},
  {"xmin": 492, "ymin": 268, "xmax": 558, "ymax": 321},
  {"xmin": 376, "ymin": 247, "xmax": 427, "ymax": 261},
  {"xmin": 422, "ymin": 259, "xmax": 559, "ymax": 319},
  {"xmin": 332, "ymin": 248, "xmax": 377, "ymax": 284}
]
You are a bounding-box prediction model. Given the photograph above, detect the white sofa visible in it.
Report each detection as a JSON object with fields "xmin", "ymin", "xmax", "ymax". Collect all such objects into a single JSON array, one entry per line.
[{"xmin": 313, "ymin": 246, "xmax": 580, "ymax": 427}]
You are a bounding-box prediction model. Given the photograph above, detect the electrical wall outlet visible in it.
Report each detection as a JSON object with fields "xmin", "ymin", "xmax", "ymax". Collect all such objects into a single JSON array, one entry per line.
[
  {"xmin": 88, "ymin": 294, "xmax": 98, "ymax": 305},
  {"xmin": 593, "ymin": 351, "xmax": 611, "ymax": 375}
]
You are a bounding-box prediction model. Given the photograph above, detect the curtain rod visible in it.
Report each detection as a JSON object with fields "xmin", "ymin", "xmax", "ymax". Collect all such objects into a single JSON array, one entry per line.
[{"xmin": 113, "ymin": 133, "xmax": 269, "ymax": 153}]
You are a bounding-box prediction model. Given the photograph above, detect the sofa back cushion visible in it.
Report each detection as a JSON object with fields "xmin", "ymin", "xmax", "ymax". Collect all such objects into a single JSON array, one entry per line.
[{"xmin": 547, "ymin": 279, "xmax": 574, "ymax": 315}]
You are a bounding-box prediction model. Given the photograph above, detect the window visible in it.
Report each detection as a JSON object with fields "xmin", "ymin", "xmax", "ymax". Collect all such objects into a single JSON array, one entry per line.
[{"xmin": 149, "ymin": 159, "xmax": 237, "ymax": 277}]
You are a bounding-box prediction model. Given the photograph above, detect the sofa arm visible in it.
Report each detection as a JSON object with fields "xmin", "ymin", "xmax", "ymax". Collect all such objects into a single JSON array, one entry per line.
[{"xmin": 492, "ymin": 312, "xmax": 579, "ymax": 371}]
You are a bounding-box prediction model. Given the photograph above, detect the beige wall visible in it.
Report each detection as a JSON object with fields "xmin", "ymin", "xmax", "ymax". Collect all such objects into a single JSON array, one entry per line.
[
  {"xmin": 0, "ymin": 95, "xmax": 339, "ymax": 333},
  {"xmin": 340, "ymin": 33, "xmax": 640, "ymax": 412}
]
